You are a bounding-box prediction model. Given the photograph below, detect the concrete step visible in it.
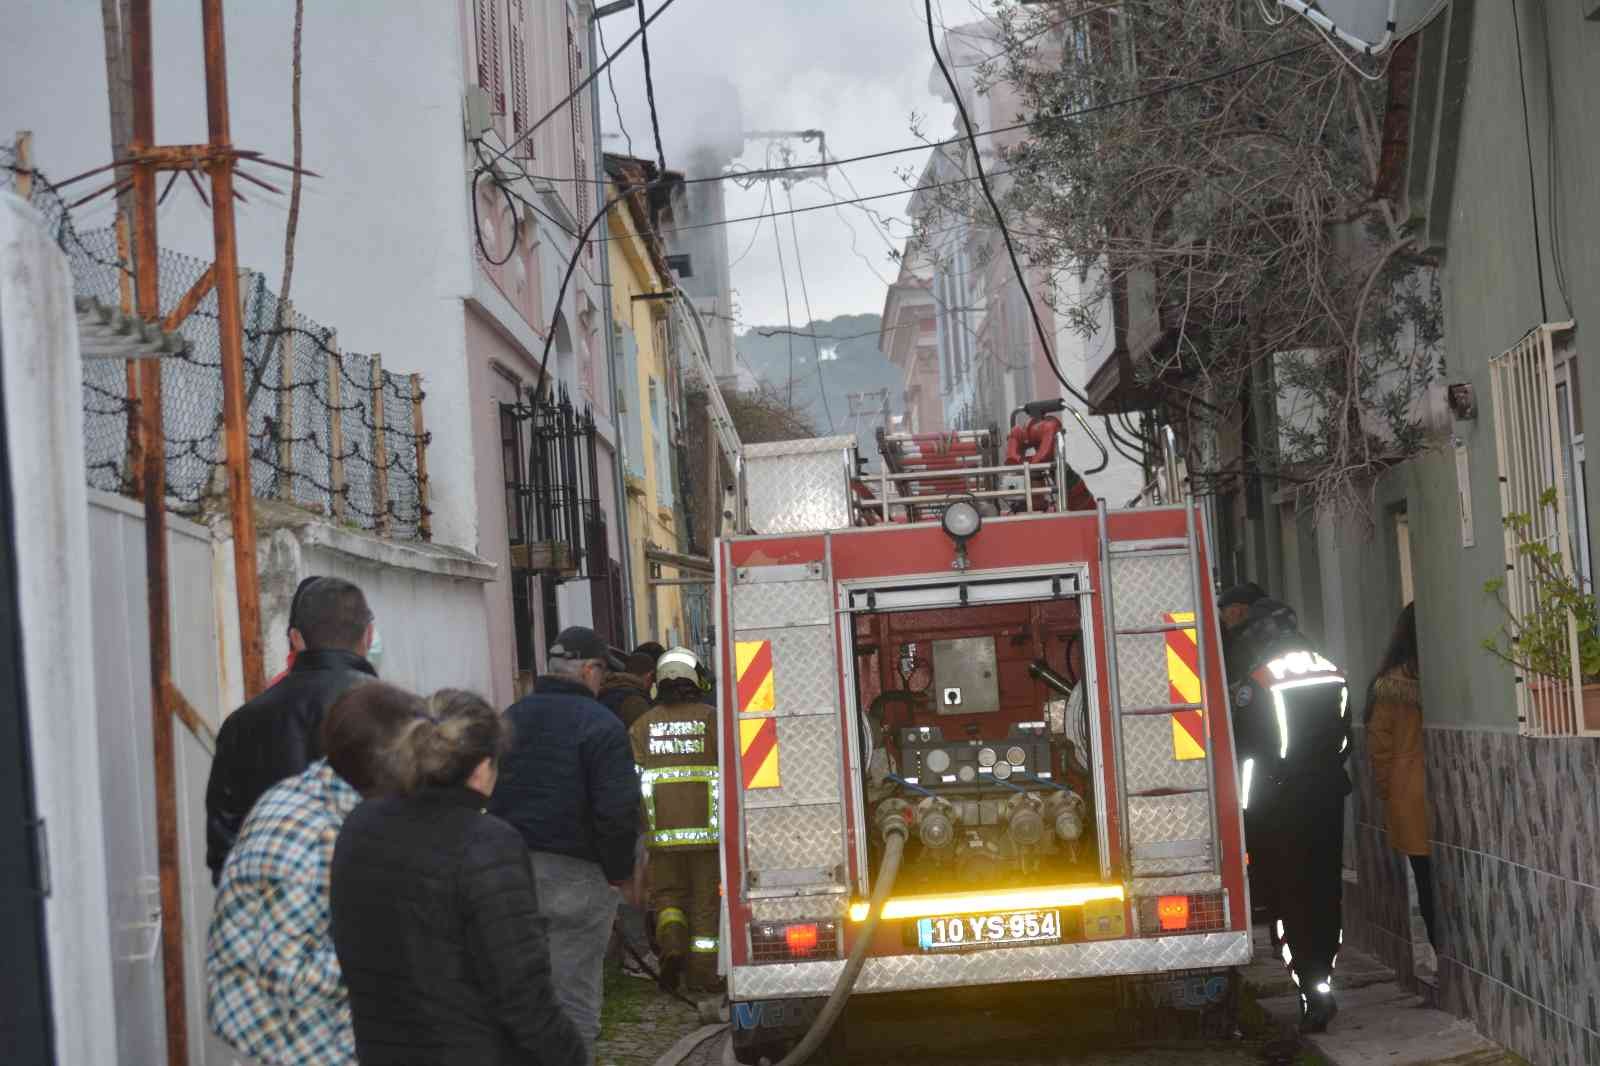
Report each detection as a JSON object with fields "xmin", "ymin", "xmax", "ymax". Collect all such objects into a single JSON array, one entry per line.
[{"xmin": 1257, "ymin": 982, "xmax": 1501, "ymax": 1066}]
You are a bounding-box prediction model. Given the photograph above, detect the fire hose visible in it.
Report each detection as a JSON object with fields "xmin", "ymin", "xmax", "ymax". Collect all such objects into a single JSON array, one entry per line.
[{"xmin": 768, "ymin": 815, "xmax": 909, "ymax": 1066}]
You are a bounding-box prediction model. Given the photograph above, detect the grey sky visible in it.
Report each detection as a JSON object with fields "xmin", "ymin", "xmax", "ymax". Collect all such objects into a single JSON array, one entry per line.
[{"xmin": 597, "ymin": 0, "xmax": 993, "ymax": 328}]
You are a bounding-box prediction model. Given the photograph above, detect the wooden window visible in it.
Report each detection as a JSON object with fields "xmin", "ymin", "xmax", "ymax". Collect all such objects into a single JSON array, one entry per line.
[{"xmin": 508, "ymin": 0, "xmax": 532, "ymax": 156}]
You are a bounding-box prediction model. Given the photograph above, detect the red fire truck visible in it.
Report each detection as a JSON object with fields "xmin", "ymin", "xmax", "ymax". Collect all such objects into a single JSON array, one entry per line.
[{"xmin": 711, "ymin": 419, "xmax": 1251, "ymax": 1063}]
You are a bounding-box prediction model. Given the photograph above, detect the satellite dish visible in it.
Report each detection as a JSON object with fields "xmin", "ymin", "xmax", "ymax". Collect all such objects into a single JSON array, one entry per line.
[{"xmin": 1276, "ymin": 0, "xmax": 1446, "ymax": 54}]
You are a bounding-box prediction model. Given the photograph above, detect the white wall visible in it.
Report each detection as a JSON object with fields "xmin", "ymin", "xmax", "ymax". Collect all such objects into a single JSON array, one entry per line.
[
  {"xmin": 2, "ymin": 192, "xmax": 119, "ymax": 1066},
  {"xmin": 88, "ymin": 492, "xmax": 233, "ymax": 1066},
  {"xmin": 0, "ymin": 0, "xmax": 481, "ymax": 550},
  {"xmin": 1051, "ymin": 263, "xmax": 1145, "ymax": 506}
]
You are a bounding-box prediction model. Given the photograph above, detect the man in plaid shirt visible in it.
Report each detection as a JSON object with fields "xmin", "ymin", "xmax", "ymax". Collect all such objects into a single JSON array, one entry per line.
[{"xmin": 206, "ymin": 683, "xmax": 424, "ymax": 1065}]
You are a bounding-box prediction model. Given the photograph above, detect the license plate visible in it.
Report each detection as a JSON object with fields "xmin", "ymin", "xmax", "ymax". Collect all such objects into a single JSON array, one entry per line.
[{"xmin": 916, "ymin": 909, "xmax": 1062, "ymax": 951}]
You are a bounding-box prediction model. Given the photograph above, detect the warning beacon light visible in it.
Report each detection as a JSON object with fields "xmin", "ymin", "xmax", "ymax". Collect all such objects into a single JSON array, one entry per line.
[{"xmin": 941, "ymin": 497, "xmax": 982, "ymax": 570}]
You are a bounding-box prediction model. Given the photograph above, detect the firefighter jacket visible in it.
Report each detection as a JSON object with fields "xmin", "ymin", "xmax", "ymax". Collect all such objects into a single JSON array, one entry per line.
[
  {"xmin": 1228, "ymin": 617, "xmax": 1351, "ymax": 819},
  {"xmin": 629, "ymin": 700, "xmax": 719, "ymax": 851}
]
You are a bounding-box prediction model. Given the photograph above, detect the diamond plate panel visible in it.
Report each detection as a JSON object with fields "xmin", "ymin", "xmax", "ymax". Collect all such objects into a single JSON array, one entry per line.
[
  {"xmin": 729, "ymin": 931, "xmax": 1252, "ymax": 1000},
  {"xmin": 743, "ymin": 715, "xmax": 842, "ymax": 809},
  {"xmin": 744, "ymin": 436, "xmax": 854, "ymax": 533},
  {"xmin": 732, "ymin": 580, "xmax": 831, "ymax": 630},
  {"xmin": 734, "ymin": 626, "xmax": 837, "ymax": 718},
  {"xmin": 750, "ymin": 895, "xmax": 849, "ymax": 922},
  {"xmin": 1121, "ymin": 714, "xmax": 1211, "ymax": 792},
  {"xmin": 1132, "ymin": 855, "xmax": 1211, "ymax": 876},
  {"xmin": 744, "ymin": 803, "xmax": 845, "ymax": 876},
  {"xmin": 1114, "ymin": 632, "xmax": 1172, "ymax": 711},
  {"xmin": 1110, "ymin": 553, "xmax": 1194, "ymax": 631},
  {"xmin": 1130, "ymin": 873, "xmax": 1224, "ymax": 896},
  {"xmin": 1128, "ymin": 792, "xmax": 1211, "ymax": 844}
]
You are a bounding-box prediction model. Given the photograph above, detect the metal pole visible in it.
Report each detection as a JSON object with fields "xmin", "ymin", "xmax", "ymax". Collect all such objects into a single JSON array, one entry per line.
[
  {"xmin": 128, "ymin": 5, "xmax": 189, "ymax": 1065},
  {"xmin": 200, "ymin": 0, "xmax": 266, "ymax": 698}
]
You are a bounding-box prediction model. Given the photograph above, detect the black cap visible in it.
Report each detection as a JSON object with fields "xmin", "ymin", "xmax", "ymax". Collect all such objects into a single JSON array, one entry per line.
[
  {"xmin": 549, "ymin": 626, "xmax": 625, "ymax": 670},
  {"xmin": 1218, "ymin": 582, "xmax": 1267, "ymax": 609}
]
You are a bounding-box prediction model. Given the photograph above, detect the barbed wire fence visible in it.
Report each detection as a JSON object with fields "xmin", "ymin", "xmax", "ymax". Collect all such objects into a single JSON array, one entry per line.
[{"xmin": 4, "ymin": 143, "xmax": 430, "ymax": 540}]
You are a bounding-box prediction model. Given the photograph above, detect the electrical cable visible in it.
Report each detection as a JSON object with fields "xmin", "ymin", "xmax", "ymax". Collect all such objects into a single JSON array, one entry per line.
[
  {"xmin": 472, "ymin": 168, "xmax": 520, "ymax": 266},
  {"xmin": 727, "ymin": 149, "xmax": 776, "ymax": 269},
  {"xmin": 477, "ymin": 0, "xmax": 682, "ymax": 174},
  {"xmin": 924, "ymin": 0, "xmax": 1110, "ymax": 475},
  {"xmin": 784, "ymin": 182, "xmax": 836, "ymax": 433},
  {"xmin": 769, "ymin": 190, "xmax": 799, "ymax": 407},
  {"xmin": 1511, "ymin": 0, "xmax": 1550, "ymax": 323},
  {"xmin": 634, "ymin": 0, "xmax": 667, "ymax": 174},
  {"xmin": 1539, "ymin": 6, "xmax": 1574, "ymax": 318}
]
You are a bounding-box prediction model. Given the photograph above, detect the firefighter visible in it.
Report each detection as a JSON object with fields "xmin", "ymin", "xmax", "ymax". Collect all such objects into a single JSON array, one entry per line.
[
  {"xmin": 630, "ymin": 647, "xmax": 721, "ymax": 994},
  {"xmin": 1219, "ymin": 584, "xmax": 1351, "ymax": 1033}
]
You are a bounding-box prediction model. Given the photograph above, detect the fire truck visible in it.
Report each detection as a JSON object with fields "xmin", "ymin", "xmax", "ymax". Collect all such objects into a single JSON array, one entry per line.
[{"xmin": 708, "ymin": 413, "xmax": 1251, "ymax": 1063}]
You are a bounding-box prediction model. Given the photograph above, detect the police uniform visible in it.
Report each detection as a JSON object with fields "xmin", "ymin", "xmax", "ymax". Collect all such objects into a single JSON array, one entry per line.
[
  {"xmin": 629, "ymin": 649, "xmax": 721, "ymax": 991},
  {"xmin": 1225, "ymin": 595, "xmax": 1351, "ymax": 1031}
]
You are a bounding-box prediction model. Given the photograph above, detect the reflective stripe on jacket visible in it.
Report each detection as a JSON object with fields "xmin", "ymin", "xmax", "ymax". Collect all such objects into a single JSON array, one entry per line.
[{"xmin": 629, "ymin": 700, "xmax": 719, "ymax": 849}]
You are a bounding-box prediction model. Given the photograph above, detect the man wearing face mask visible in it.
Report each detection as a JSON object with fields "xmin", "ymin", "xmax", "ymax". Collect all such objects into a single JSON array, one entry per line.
[{"xmin": 205, "ymin": 576, "xmax": 380, "ymax": 885}]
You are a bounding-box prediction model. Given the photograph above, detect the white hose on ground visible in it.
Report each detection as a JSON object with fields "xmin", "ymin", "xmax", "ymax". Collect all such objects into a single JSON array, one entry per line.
[{"xmin": 770, "ymin": 826, "xmax": 908, "ymax": 1066}]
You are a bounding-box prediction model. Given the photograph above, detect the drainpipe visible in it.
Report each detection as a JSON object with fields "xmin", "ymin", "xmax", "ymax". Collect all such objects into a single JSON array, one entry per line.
[{"xmin": 588, "ymin": 6, "xmax": 637, "ymax": 646}]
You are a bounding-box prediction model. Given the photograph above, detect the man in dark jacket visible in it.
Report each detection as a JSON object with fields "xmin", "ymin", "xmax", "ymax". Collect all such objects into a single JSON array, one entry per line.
[
  {"xmin": 490, "ymin": 626, "xmax": 639, "ymax": 1051},
  {"xmin": 1219, "ymin": 583, "xmax": 1351, "ymax": 1034},
  {"xmin": 204, "ymin": 576, "xmax": 376, "ymax": 884},
  {"xmin": 598, "ymin": 649, "xmax": 657, "ymax": 731}
]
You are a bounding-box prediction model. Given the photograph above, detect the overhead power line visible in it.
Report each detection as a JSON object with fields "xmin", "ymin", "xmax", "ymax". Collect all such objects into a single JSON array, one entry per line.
[{"xmin": 525, "ymin": 42, "xmax": 1318, "ymax": 193}]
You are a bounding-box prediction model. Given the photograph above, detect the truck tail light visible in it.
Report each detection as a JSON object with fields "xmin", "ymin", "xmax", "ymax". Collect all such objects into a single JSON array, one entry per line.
[
  {"xmin": 785, "ymin": 923, "xmax": 819, "ymax": 955},
  {"xmin": 1158, "ymin": 895, "xmax": 1190, "ymax": 931},
  {"xmin": 1138, "ymin": 892, "xmax": 1227, "ymax": 936},
  {"xmin": 750, "ymin": 919, "xmax": 839, "ymax": 964}
]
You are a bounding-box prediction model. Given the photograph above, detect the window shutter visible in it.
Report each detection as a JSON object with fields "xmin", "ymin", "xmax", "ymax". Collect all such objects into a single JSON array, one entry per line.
[
  {"xmin": 568, "ymin": 23, "xmax": 592, "ymax": 228},
  {"xmin": 509, "ymin": 0, "xmax": 531, "ymax": 155},
  {"xmin": 476, "ymin": 0, "xmax": 504, "ymax": 114}
]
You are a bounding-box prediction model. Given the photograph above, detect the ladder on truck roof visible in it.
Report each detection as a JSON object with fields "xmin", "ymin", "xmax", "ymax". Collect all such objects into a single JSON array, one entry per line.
[
  {"xmin": 852, "ymin": 427, "xmax": 1071, "ymax": 525},
  {"xmin": 1096, "ymin": 500, "xmax": 1224, "ymax": 906}
]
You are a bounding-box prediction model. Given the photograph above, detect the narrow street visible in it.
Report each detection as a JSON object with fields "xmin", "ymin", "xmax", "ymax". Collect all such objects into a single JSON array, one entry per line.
[{"xmin": 4, "ymin": 3, "xmax": 1598, "ymax": 1066}]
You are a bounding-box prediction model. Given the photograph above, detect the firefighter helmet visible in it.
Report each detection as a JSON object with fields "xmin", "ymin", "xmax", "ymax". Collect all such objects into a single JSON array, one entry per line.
[{"xmin": 656, "ymin": 647, "xmax": 701, "ymax": 684}]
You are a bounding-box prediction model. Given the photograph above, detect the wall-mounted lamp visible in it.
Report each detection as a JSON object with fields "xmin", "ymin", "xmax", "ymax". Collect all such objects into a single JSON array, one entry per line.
[{"xmin": 941, "ymin": 497, "xmax": 982, "ymax": 571}]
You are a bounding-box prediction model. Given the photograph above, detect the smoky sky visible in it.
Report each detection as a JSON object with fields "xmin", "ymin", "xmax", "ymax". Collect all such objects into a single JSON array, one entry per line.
[{"xmin": 598, "ymin": 0, "xmax": 1003, "ymax": 329}]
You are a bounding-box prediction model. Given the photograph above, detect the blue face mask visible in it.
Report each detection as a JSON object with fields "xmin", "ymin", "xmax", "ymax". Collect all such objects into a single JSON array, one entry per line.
[{"xmin": 368, "ymin": 626, "xmax": 384, "ymax": 673}]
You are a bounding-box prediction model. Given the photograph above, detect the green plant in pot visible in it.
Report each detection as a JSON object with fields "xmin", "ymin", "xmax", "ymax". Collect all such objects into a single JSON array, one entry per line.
[{"xmin": 1483, "ymin": 488, "xmax": 1600, "ymax": 730}]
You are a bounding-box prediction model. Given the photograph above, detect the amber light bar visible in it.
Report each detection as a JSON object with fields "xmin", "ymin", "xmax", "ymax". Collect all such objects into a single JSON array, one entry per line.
[{"xmin": 847, "ymin": 883, "xmax": 1125, "ymax": 923}]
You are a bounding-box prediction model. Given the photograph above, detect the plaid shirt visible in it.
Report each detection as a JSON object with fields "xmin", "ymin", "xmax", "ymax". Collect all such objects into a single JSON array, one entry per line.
[{"xmin": 206, "ymin": 759, "xmax": 360, "ymax": 1065}]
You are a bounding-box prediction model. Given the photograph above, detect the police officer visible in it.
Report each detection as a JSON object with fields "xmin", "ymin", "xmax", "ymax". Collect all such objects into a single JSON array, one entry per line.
[
  {"xmin": 629, "ymin": 647, "xmax": 721, "ymax": 994},
  {"xmin": 1220, "ymin": 584, "xmax": 1351, "ymax": 1033}
]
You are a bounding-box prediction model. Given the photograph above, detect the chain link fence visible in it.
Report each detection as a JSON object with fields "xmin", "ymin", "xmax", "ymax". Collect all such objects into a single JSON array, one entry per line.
[{"xmin": 5, "ymin": 146, "xmax": 430, "ymax": 539}]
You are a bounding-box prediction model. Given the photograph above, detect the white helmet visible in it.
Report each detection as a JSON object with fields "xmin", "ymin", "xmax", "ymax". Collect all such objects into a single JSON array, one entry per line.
[{"xmin": 656, "ymin": 646, "xmax": 701, "ymax": 684}]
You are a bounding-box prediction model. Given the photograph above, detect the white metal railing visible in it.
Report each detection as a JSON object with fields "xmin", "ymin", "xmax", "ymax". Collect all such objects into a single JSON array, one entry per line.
[
  {"xmin": 853, "ymin": 433, "xmax": 1078, "ymax": 524},
  {"xmin": 1487, "ymin": 321, "xmax": 1595, "ymax": 737}
]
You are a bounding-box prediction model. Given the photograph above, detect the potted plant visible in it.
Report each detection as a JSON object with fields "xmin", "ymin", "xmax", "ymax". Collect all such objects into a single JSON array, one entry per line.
[{"xmin": 1482, "ymin": 488, "xmax": 1600, "ymax": 730}]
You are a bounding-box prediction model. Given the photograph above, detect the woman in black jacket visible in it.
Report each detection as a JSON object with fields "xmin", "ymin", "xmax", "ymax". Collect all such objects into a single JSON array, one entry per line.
[{"xmin": 330, "ymin": 690, "xmax": 586, "ymax": 1066}]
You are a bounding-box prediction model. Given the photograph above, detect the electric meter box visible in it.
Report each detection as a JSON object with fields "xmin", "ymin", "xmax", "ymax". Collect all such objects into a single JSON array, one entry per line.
[{"xmin": 931, "ymin": 636, "xmax": 1000, "ymax": 714}]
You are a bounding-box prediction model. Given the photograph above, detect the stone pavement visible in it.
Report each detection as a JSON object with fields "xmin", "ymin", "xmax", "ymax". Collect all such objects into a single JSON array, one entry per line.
[
  {"xmin": 596, "ymin": 962, "xmax": 708, "ymax": 1066},
  {"xmin": 1244, "ymin": 927, "xmax": 1519, "ymax": 1066}
]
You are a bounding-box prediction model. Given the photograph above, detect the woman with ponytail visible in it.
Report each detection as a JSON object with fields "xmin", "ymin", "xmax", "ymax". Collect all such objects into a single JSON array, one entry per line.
[{"xmin": 330, "ymin": 690, "xmax": 585, "ymax": 1066}]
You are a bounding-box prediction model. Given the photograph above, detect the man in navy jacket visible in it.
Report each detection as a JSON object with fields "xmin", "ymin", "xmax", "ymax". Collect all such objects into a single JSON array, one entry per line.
[{"xmin": 491, "ymin": 627, "xmax": 638, "ymax": 1053}]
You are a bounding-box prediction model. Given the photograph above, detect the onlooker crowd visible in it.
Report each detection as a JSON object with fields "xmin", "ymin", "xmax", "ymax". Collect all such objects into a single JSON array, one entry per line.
[{"xmin": 204, "ymin": 572, "xmax": 707, "ymax": 1066}]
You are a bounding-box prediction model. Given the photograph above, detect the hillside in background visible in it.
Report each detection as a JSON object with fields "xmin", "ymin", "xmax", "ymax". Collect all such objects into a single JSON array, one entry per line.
[{"xmin": 734, "ymin": 312, "xmax": 902, "ymax": 460}]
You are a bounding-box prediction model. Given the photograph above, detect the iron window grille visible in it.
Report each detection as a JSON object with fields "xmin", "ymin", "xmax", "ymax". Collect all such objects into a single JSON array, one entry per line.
[{"xmin": 1487, "ymin": 321, "xmax": 1598, "ymax": 737}]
